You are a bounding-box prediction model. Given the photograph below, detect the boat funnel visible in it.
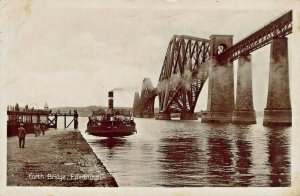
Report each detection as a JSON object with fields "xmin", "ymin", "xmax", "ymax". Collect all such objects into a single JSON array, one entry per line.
[{"xmin": 108, "ymin": 91, "xmax": 114, "ymax": 109}]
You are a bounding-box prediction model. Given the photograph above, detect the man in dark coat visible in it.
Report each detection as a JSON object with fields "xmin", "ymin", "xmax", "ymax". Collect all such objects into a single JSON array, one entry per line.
[
  {"xmin": 18, "ymin": 124, "xmax": 26, "ymax": 148},
  {"xmin": 41, "ymin": 123, "xmax": 46, "ymax": 135}
]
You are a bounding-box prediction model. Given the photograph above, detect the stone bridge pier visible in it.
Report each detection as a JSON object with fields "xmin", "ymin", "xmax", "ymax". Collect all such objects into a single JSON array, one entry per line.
[
  {"xmin": 201, "ymin": 35, "xmax": 235, "ymax": 123},
  {"xmin": 155, "ymin": 112, "xmax": 171, "ymax": 120},
  {"xmin": 263, "ymin": 37, "xmax": 292, "ymax": 126},
  {"xmin": 232, "ymin": 54, "xmax": 256, "ymax": 124}
]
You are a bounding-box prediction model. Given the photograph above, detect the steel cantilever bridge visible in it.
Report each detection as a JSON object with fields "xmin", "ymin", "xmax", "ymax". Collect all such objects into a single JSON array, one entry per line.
[{"xmin": 133, "ymin": 10, "xmax": 292, "ymax": 125}]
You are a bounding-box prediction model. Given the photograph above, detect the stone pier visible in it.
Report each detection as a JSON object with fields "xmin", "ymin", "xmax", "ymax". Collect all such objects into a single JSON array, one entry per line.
[
  {"xmin": 140, "ymin": 114, "xmax": 155, "ymax": 118},
  {"xmin": 263, "ymin": 37, "xmax": 292, "ymax": 126},
  {"xmin": 7, "ymin": 129, "xmax": 118, "ymax": 187},
  {"xmin": 155, "ymin": 113, "xmax": 171, "ymax": 120},
  {"xmin": 201, "ymin": 35, "xmax": 235, "ymax": 123},
  {"xmin": 232, "ymin": 54, "xmax": 256, "ymax": 124},
  {"xmin": 180, "ymin": 112, "xmax": 198, "ymax": 120}
]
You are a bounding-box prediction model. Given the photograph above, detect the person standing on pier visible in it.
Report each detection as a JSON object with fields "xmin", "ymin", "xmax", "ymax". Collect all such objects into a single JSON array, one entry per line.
[
  {"xmin": 18, "ymin": 124, "xmax": 26, "ymax": 148},
  {"xmin": 33, "ymin": 124, "xmax": 38, "ymax": 137},
  {"xmin": 37, "ymin": 124, "xmax": 41, "ymax": 136},
  {"xmin": 41, "ymin": 123, "xmax": 46, "ymax": 135}
]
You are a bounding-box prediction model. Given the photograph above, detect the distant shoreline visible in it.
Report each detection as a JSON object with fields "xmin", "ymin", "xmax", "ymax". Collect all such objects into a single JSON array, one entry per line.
[
  {"xmin": 50, "ymin": 106, "xmax": 264, "ymax": 117},
  {"xmin": 50, "ymin": 106, "xmax": 133, "ymax": 117}
]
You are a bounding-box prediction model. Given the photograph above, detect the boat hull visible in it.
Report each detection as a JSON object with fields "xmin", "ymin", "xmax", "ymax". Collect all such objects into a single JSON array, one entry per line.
[{"xmin": 86, "ymin": 125, "xmax": 136, "ymax": 137}]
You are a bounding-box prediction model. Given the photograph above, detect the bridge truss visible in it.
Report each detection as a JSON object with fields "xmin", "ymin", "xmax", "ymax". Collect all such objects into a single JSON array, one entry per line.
[
  {"xmin": 158, "ymin": 35, "xmax": 210, "ymax": 114},
  {"xmin": 136, "ymin": 10, "xmax": 292, "ymax": 118},
  {"xmin": 133, "ymin": 78, "xmax": 158, "ymax": 117}
]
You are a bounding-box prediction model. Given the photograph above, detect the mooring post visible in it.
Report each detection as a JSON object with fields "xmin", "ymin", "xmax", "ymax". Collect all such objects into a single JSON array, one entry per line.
[
  {"xmin": 64, "ymin": 113, "xmax": 66, "ymax": 129},
  {"xmin": 54, "ymin": 113, "xmax": 57, "ymax": 129},
  {"xmin": 74, "ymin": 111, "xmax": 78, "ymax": 129}
]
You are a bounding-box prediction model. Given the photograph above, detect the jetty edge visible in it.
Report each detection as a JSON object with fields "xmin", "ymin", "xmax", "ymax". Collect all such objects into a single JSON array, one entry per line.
[{"xmin": 7, "ymin": 128, "xmax": 118, "ymax": 187}]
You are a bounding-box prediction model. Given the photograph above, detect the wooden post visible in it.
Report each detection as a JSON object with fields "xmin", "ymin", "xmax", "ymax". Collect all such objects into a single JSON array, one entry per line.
[
  {"xmin": 74, "ymin": 112, "xmax": 78, "ymax": 129},
  {"xmin": 54, "ymin": 114, "xmax": 57, "ymax": 129},
  {"xmin": 64, "ymin": 114, "xmax": 66, "ymax": 129},
  {"xmin": 37, "ymin": 114, "xmax": 40, "ymax": 124},
  {"xmin": 46, "ymin": 114, "xmax": 49, "ymax": 125}
]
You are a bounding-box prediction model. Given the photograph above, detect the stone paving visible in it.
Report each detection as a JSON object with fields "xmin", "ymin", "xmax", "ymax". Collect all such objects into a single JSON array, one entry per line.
[{"xmin": 7, "ymin": 128, "xmax": 118, "ymax": 187}]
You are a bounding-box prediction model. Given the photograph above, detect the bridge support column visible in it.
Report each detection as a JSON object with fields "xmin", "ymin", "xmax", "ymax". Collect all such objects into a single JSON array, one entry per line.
[
  {"xmin": 180, "ymin": 112, "xmax": 198, "ymax": 120},
  {"xmin": 232, "ymin": 54, "xmax": 256, "ymax": 124},
  {"xmin": 155, "ymin": 113, "xmax": 171, "ymax": 120},
  {"xmin": 201, "ymin": 35, "xmax": 234, "ymax": 123},
  {"xmin": 263, "ymin": 37, "xmax": 292, "ymax": 126},
  {"xmin": 201, "ymin": 60, "xmax": 235, "ymax": 123}
]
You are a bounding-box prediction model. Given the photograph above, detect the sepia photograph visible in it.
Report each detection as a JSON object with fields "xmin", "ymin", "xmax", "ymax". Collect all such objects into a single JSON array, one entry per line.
[{"xmin": 0, "ymin": 0, "xmax": 299, "ymax": 195}]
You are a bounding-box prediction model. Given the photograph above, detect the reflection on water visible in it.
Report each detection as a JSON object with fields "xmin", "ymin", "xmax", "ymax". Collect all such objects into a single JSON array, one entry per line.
[
  {"xmin": 88, "ymin": 138, "xmax": 130, "ymax": 159},
  {"xmin": 235, "ymin": 129, "xmax": 254, "ymax": 186},
  {"xmin": 97, "ymin": 138, "xmax": 129, "ymax": 149},
  {"xmin": 77, "ymin": 117, "xmax": 290, "ymax": 187},
  {"xmin": 158, "ymin": 137, "xmax": 202, "ymax": 187},
  {"xmin": 207, "ymin": 129, "xmax": 234, "ymax": 186},
  {"xmin": 267, "ymin": 126, "xmax": 290, "ymax": 186}
]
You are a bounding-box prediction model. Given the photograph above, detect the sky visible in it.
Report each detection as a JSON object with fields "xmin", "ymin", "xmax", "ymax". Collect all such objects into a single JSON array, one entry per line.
[{"xmin": 0, "ymin": 0, "xmax": 294, "ymax": 112}]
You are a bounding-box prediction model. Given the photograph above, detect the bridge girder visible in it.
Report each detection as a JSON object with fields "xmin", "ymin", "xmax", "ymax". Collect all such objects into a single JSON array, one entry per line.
[
  {"xmin": 157, "ymin": 35, "xmax": 211, "ymax": 114},
  {"xmin": 217, "ymin": 10, "xmax": 292, "ymax": 64},
  {"xmin": 140, "ymin": 89, "xmax": 157, "ymax": 115}
]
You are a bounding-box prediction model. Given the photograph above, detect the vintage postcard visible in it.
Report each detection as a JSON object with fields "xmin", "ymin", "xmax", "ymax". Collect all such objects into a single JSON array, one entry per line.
[{"xmin": 0, "ymin": 0, "xmax": 300, "ymax": 195}]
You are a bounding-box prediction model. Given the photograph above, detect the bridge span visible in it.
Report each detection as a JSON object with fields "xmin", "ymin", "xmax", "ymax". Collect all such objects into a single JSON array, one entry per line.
[{"xmin": 133, "ymin": 10, "xmax": 292, "ymax": 126}]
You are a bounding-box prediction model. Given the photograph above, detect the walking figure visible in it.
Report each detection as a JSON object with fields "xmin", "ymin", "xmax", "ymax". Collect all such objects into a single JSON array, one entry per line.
[
  {"xmin": 33, "ymin": 124, "xmax": 39, "ymax": 137},
  {"xmin": 18, "ymin": 124, "xmax": 26, "ymax": 148},
  {"xmin": 41, "ymin": 123, "xmax": 46, "ymax": 135},
  {"xmin": 37, "ymin": 124, "xmax": 41, "ymax": 135}
]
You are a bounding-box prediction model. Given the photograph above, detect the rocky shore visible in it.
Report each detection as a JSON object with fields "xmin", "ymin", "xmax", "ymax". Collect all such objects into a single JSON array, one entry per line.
[{"xmin": 7, "ymin": 128, "xmax": 118, "ymax": 187}]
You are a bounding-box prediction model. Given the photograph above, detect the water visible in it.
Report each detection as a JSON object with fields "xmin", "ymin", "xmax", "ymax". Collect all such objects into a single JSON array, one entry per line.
[{"xmin": 76, "ymin": 117, "xmax": 290, "ymax": 187}]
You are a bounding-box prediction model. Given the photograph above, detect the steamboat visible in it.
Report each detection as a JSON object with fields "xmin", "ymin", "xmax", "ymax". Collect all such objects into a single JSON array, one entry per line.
[{"xmin": 86, "ymin": 91, "xmax": 136, "ymax": 137}]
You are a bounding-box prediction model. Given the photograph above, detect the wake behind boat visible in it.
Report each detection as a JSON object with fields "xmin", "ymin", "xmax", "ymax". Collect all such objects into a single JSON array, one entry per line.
[{"xmin": 86, "ymin": 91, "xmax": 136, "ymax": 137}]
